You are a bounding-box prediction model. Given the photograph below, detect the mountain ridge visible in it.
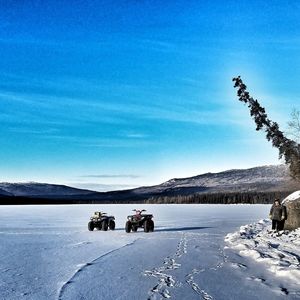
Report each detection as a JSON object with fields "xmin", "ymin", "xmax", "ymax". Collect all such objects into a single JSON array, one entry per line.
[
  {"xmin": 1, "ymin": 165, "xmax": 299, "ymax": 203},
  {"xmin": 0, "ymin": 182, "xmax": 95, "ymax": 198}
]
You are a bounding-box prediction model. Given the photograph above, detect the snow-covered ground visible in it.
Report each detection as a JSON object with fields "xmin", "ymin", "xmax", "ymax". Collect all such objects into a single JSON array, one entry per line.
[
  {"xmin": 225, "ymin": 219, "xmax": 300, "ymax": 295},
  {"xmin": 0, "ymin": 204, "xmax": 299, "ymax": 300}
]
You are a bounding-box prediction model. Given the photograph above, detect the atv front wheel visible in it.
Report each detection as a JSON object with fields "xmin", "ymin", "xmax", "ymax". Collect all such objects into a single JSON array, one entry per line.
[
  {"xmin": 102, "ymin": 220, "xmax": 108, "ymax": 231},
  {"xmin": 109, "ymin": 220, "xmax": 115, "ymax": 230},
  {"xmin": 125, "ymin": 221, "xmax": 132, "ymax": 233},
  {"xmin": 88, "ymin": 221, "xmax": 94, "ymax": 231},
  {"xmin": 144, "ymin": 220, "xmax": 150, "ymax": 233}
]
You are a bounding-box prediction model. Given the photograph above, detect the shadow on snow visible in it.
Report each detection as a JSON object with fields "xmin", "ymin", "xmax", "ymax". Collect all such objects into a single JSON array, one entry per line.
[
  {"xmin": 112, "ymin": 226, "xmax": 212, "ymax": 232},
  {"xmin": 155, "ymin": 226, "xmax": 213, "ymax": 232}
]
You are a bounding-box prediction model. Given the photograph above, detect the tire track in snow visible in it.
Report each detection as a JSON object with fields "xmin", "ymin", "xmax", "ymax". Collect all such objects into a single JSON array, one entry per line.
[
  {"xmin": 144, "ymin": 234, "xmax": 187, "ymax": 299},
  {"xmin": 57, "ymin": 239, "xmax": 138, "ymax": 300}
]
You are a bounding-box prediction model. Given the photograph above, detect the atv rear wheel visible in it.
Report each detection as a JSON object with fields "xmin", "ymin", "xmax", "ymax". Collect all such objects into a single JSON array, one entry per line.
[
  {"xmin": 109, "ymin": 220, "xmax": 115, "ymax": 230},
  {"xmin": 149, "ymin": 220, "xmax": 154, "ymax": 232},
  {"xmin": 125, "ymin": 221, "xmax": 132, "ymax": 233},
  {"xmin": 88, "ymin": 221, "xmax": 94, "ymax": 231},
  {"xmin": 102, "ymin": 220, "xmax": 108, "ymax": 231},
  {"xmin": 132, "ymin": 225, "xmax": 138, "ymax": 232}
]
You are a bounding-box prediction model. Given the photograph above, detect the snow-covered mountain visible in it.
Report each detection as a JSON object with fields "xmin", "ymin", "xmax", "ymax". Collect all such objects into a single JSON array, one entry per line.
[
  {"xmin": 147, "ymin": 164, "xmax": 295, "ymax": 193},
  {"xmin": 1, "ymin": 165, "xmax": 299, "ymax": 202},
  {"xmin": 0, "ymin": 182, "xmax": 95, "ymax": 198},
  {"xmin": 121, "ymin": 165, "xmax": 297, "ymax": 199},
  {"xmin": 0, "ymin": 188, "xmax": 13, "ymax": 197},
  {"xmin": 163, "ymin": 165, "xmax": 289, "ymax": 188}
]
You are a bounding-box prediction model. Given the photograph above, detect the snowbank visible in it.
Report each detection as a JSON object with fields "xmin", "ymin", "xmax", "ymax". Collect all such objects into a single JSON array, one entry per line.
[
  {"xmin": 282, "ymin": 190, "xmax": 300, "ymax": 203},
  {"xmin": 281, "ymin": 191, "xmax": 300, "ymax": 230},
  {"xmin": 225, "ymin": 219, "xmax": 300, "ymax": 284}
]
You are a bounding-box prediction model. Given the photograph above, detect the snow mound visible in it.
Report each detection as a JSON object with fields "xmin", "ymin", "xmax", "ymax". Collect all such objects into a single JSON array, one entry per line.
[
  {"xmin": 282, "ymin": 190, "xmax": 300, "ymax": 203},
  {"xmin": 225, "ymin": 219, "xmax": 300, "ymax": 284}
]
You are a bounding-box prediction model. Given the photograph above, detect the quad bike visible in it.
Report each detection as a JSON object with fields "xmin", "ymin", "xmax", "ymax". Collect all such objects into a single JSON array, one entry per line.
[
  {"xmin": 88, "ymin": 211, "xmax": 115, "ymax": 231},
  {"xmin": 125, "ymin": 209, "xmax": 154, "ymax": 233}
]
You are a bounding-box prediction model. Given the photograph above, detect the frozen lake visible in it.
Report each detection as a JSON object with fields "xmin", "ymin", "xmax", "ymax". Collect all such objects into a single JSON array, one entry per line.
[{"xmin": 0, "ymin": 204, "xmax": 298, "ymax": 299}]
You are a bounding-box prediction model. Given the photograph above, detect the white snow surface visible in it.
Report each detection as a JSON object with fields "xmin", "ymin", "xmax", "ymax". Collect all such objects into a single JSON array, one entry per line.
[
  {"xmin": 225, "ymin": 220, "xmax": 300, "ymax": 289},
  {"xmin": 282, "ymin": 190, "xmax": 300, "ymax": 203},
  {"xmin": 0, "ymin": 204, "xmax": 299, "ymax": 300}
]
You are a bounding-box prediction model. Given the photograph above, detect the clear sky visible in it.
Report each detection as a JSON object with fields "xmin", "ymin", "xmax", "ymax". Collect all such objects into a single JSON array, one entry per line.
[{"xmin": 1, "ymin": 1, "xmax": 300, "ymax": 191}]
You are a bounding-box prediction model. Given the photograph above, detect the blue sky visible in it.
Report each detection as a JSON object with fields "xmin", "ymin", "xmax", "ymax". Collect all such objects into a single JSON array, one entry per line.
[{"xmin": 1, "ymin": 1, "xmax": 300, "ymax": 191}]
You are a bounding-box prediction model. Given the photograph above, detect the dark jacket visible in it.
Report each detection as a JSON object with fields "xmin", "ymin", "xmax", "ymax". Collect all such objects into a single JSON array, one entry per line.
[{"xmin": 269, "ymin": 204, "xmax": 286, "ymax": 221}]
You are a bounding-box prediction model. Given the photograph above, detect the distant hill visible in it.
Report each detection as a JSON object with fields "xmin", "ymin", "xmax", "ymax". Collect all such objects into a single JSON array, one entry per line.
[
  {"xmin": 0, "ymin": 182, "xmax": 95, "ymax": 198},
  {"xmin": 0, "ymin": 188, "xmax": 13, "ymax": 197},
  {"xmin": 1, "ymin": 165, "xmax": 299, "ymax": 204}
]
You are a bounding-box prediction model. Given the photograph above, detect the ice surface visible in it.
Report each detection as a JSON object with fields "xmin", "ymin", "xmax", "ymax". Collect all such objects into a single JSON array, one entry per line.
[{"xmin": 0, "ymin": 204, "xmax": 299, "ymax": 300}]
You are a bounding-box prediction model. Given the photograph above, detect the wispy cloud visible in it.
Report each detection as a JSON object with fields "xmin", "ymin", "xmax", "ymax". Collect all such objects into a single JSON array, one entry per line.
[
  {"xmin": 69, "ymin": 182, "xmax": 138, "ymax": 192},
  {"xmin": 8, "ymin": 127, "xmax": 59, "ymax": 135},
  {"xmin": 80, "ymin": 174, "xmax": 141, "ymax": 179},
  {"xmin": 0, "ymin": 80, "xmax": 240, "ymax": 130},
  {"xmin": 124, "ymin": 133, "xmax": 148, "ymax": 139},
  {"xmin": 35, "ymin": 135, "xmax": 155, "ymax": 148}
]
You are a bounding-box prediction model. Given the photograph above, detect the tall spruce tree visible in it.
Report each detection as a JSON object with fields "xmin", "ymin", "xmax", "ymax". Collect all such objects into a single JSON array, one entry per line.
[{"xmin": 233, "ymin": 76, "xmax": 300, "ymax": 181}]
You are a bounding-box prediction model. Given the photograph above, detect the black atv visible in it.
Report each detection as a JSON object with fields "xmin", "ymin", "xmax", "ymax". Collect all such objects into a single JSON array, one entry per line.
[
  {"xmin": 88, "ymin": 211, "xmax": 115, "ymax": 231},
  {"xmin": 125, "ymin": 209, "xmax": 154, "ymax": 233}
]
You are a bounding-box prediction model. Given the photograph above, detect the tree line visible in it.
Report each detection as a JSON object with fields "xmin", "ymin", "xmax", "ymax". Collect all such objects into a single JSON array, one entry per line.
[
  {"xmin": 144, "ymin": 191, "xmax": 292, "ymax": 204},
  {"xmin": 0, "ymin": 191, "xmax": 293, "ymax": 205}
]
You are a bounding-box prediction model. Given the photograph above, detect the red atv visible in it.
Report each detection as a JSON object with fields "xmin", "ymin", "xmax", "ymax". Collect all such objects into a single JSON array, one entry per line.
[{"xmin": 125, "ymin": 209, "xmax": 154, "ymax": 233}]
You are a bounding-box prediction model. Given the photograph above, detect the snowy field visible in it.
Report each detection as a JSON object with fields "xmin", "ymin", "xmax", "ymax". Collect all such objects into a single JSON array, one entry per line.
[{"xmin": 0, "ymin": 204, "xmax": 299, "ymax": 300}]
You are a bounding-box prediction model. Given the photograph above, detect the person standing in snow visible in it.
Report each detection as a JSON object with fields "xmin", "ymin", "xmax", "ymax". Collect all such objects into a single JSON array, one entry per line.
[{"xmin": 269, "ymin": 199, "xmax": 286, "ymax": 231}]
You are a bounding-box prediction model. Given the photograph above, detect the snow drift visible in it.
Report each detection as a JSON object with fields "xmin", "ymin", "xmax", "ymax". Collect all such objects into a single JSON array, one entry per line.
[
  {"xmin": 225, "ymin": 219, "xmax": 300, "ymax": 287},
  {"xmin": 282, "ymin": 190, "xmax": 300, "ymax": 230}
]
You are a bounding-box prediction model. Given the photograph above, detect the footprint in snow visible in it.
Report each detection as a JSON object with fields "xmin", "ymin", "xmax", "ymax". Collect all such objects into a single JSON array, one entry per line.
[
  {"xmin": 246, "ymin": 276, "xmax": 266, "ymax": 283},
  {"xmin": 144, "ymin": 234, "xmax": 187, "ymax": 299},
  {"xmin": 2, "ymin": 268, "xmax": 10, "ymax": 273},
  {"xmin": 278, "ymin": 260, "xmax": 291, "ymax": 267},
  {"xmin": 231, "ymin": 262, "xmax": 248, "ymax": 269},
  {"xmin": 268, "ymin": 242, "xmax": 279, "ymax": 249},
  {"xmin": 280, "ymin": 287, "xmax": 289, "ymax": 295},
  {"xmin": 185, "ymin": 268, "xmax": 214, "ymax": 300}
]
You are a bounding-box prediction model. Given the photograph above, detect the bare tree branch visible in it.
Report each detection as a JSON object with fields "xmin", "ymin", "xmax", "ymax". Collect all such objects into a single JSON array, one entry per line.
[{"xmin": 287, "ymin": 108, "xmax": 300, "ymax": 142}]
